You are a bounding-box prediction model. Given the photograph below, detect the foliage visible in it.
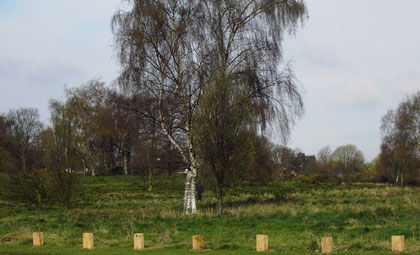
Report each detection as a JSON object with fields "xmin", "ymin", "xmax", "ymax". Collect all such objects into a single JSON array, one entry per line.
[
  {"xmin": 194, "ymin": 70, "xmax": 256, "ymax": 214},
  {"xmin": 1, "ymin": 169, "xmax": 49, "ymax": 211},
  {"xmin": 43, "ymin": 99, "xmax": 84, "ymax": 211},
  {"xmin": 330, "ymin": 144, "xmax": 365, "ymax": 176},
  {"xmin": 293, "ymin": 173, "xmax": 323, "ymax": 184}
]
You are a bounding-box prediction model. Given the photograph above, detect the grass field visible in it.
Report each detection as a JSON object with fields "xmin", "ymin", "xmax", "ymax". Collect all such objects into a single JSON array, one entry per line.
[{"xmin": 0, "ymin": 175, "xmax": 419, "ymax": 254}]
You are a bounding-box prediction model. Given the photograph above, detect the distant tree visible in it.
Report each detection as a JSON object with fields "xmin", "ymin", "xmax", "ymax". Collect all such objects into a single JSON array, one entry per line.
[
  {"xmin": 330, "ymin": 144, "xmax": 365, "ymax": 176},
  {"xmin": 0, "ymin": 115, "xmax": 14, "ymax": 172},
  {"xmin": 2, "ymin": 109, "xmax": 47, "ymax": 211},
  {"xmin": 362, "ymin": 157, "xmax": 378, "ymax": 182},
  {"xmin": 6, "ymin": 108, "xmax": 43, "ymax": 172},
  {"xmin": 378, "ymin": 92, "xmax": 420, "ymax": 185},
  {"xmin": 272, "ymin": 145, "xmax": 295, "ymax": 177},
  {"xmin": 317, "ymin": 145, "xmax": 332, "ymax": 169},
  {"xmin": 107, "ymin": 92, "xmax": 141, "ymax": 175},
  {"xmin": 252, "ymin": 136, "xmax": 278, "ymax": 182},
  {"xmin": 112, "ymin": 0, "xmax": 307, "ymax": 214},
  {"xmin": 44, "ymin": 99, "xmax": 84, "ymax": 211},
  {"xmin": 64, "ymin": 80, "xmax": 111, "ymax": 176}
]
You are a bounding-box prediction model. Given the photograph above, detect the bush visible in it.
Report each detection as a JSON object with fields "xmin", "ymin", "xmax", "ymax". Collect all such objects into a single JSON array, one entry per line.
[
  {"xmin": 293, "ymin": 174, "xmax": 323, "ymax": 184},
  {"xmin": 2, "ymin": 169, "xmax": 49, "ymax": 211},
  {"xmin": 272, "ymin": 183, "xmax": 297, "ymax": 201}
]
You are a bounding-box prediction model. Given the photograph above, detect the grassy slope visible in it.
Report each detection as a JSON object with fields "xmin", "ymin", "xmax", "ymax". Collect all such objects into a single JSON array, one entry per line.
[{"xmin": 0, "ymin": 175, "xmax": 419, "ymax": 254}]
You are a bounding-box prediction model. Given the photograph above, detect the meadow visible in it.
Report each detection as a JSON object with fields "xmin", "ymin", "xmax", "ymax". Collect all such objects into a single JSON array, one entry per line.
[{"xmin": 0, "ymin": 175, "xmax": 419, "ymax": 254}]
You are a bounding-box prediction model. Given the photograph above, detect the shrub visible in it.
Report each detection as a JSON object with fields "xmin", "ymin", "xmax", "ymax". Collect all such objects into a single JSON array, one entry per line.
[{"xmin": 293, "ymin": 174, "xmax": 322, "ymax": 184}]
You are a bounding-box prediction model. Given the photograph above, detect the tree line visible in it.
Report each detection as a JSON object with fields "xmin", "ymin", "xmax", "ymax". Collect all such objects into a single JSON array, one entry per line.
[{"xmin": 1, "ymin": 87, "xmax": 419, "ymax": 214}]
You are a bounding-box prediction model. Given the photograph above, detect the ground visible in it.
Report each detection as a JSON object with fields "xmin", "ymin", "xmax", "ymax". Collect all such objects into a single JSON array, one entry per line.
[{"xmin": 0, "ymin": 175, "xmax": 419, "ymax": 254}]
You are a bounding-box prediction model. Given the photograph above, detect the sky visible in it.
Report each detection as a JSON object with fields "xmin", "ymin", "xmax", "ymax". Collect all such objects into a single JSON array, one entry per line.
[{"xmin": 1, "ymin": 1, "xmax": 420, "ymax": 161}]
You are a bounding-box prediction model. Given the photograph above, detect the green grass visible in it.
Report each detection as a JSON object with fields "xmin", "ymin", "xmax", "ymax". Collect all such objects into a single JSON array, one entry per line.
[{"xmin": 0, "ymin": 175, "xmax": 419, "ymax": 254}]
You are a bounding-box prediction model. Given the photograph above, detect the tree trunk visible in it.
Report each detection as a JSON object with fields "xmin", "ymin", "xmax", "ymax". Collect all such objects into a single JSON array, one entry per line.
[
  {"xmin": 183, "ymin": 167, "xmax": 197, "ymax": 215},
  {"xmin": 401, "ymin": 172, "xmax": 404, "ymax": 186},
  {"xmin": 123, "ymin": 153, "xmax": 128, "ymax": 175},
  {"xmin": 21, "ymin": 152, "xmax": 26, "ymax": 172},
  {"xmin": 148, "ymin": 168, "xmax": 154, "ymax": 192},
  {"xmin": 82, "ymin": 159, "xmax": 87, "ymax": 175},
  {"xmin": 190, "ymin": 171, "xmax": 196, "ymax": 214},
  {"xmin": 217, "ymin": 186, "xmax": 223, "ymax": 215},
  {"xmin": 183, "ymin": 170, "xmax": 192, "ymax": 213}
]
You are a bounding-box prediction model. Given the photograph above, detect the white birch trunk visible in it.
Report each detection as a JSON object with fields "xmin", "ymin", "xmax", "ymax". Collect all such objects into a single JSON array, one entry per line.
[
  {"xmin": 190, "ymin": 171, "xmax": 196, "ymax": 214},
  {"xmin": 183, "ymin": 170, "xmax": 192, "ymax": 213},
  {"xmin": 183, "ymin": 166, "xmax": 197, "ymax": 215}
]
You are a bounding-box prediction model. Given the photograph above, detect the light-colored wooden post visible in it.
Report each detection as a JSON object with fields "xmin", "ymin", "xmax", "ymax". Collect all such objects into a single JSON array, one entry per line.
[
  {"xmin": 192, "ymin": 235, "xmax": 204, "ymax": 250},
  {"xmin": 134, "ymin": 233, "xmax": 145, "ymax": 250},
  {"xmin": 392, "ymin": 235, "xmax": 404, "ymax": 252},
  {"xmin": 256, "ymin": 234, "xmax": 268, "ymax": 252},
  {"xmin": 32, "ymin": 232, "xmax": 44, "ymax": 247},
  {"xmin": 83, "ymin": 233, "xmax": 94, "ymax": 249},
  {"xmin": 321, "ymin": 237, "xmax": 333, "ymax": 253}
]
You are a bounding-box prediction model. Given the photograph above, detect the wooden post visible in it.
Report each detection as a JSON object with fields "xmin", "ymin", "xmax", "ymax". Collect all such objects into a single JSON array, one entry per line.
[
  {"xmin": 392, "ymin": 235, "xmax": 404, "ymax": 252},
  {"xmin": 134, "ymin": 233, "xmax": 145, "ymax": 250},
  {"xmin": 192, "ymin": 235, "xmax": 204, "ymax": 250},
  {"xmin": 256, "ymin": 235, "xmax": 268, "ymax": 252},
  {"xmin": 321, "ymin": 237, "xmax": 333, "ymax": 253},
  {"xmin": 32, "ymin": 232, "xmax": 44, "ymax": 247},
  {"xmin": 83, "ymin": 233, "xmax": 94, "ymax": 249}
]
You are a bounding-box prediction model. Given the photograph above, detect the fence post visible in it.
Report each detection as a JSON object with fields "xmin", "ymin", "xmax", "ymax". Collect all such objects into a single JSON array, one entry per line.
[
  {"xmin": 392, "ymin": 235, "xmax": 404, "ymax": 252},
  {"xmin": 83, "ymin": 233, "xmax": 94, "ymax": 249},
  {"xmin": 321, "ymin": 237, "xmax": 333, "ymax": 253},
  {"xmin": 32, "ymin": 232, "xmax": 44, "ymax": 247},
  {"xmin": 256, "ymin": 235, "xmax": 268, "ymax": 252},
  {"xmin": 192, "ymin": 235, "xmax": 204, "ymax": 250},
  {"xmin": 134, "ymin": 233, "xmax": 145, "ymax": 250}
]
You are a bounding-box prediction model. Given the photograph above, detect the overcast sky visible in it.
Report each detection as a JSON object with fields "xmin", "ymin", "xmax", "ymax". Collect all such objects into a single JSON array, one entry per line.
[{"xmin": 1, "ymin": 1, "xmax": 420, "ymax": 160}]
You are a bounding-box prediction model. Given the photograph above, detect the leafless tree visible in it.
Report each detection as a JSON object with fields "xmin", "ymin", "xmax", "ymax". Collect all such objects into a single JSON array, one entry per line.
[{"xmin": 6, "ymin": 108, "xmax": 43, "ymax": 172}]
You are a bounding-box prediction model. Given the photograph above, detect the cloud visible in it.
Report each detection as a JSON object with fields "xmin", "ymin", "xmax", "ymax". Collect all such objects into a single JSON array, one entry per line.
[{"xmin": 326, "ymin": 77, "xmax": 383, "ymax": 109}]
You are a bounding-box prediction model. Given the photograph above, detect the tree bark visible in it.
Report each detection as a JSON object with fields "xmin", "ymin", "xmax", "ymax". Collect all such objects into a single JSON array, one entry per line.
[
  {"xmin": 183, "ymin": 166, "xmax": 197, "ymax": 215},
  {"xmin": 183, "ymin": 170, "xmax": 192, "ymax": 213},
  {"xmin": 123, "ymin": 153, "xmax": 128, "ymax": 175}
]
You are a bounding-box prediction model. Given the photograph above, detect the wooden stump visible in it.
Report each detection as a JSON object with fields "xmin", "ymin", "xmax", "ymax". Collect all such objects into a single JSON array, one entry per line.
[
  {"xmin": 192, "ymin": 235, "xmax": 204, "ymax": 250},
  {"xmin": 32, "ymin": 232, "xmax": 44, "ymax": 247},
  {"xmin": 256, "ymin": 234, "xmax": 268, "ymax": 252},
  {"xmin": 134, "ymin": 233, "xmax": 145, "ymax": 250},
  {"xmin": 83, "ymin": 233, "xmax": 94, "ymax": 249},
  {"xmin": 392, "ymin": 235, "xmax": 404, "ymax": 252},
  {"xmin": 321, "ymin": 237, "xmax": 333, "ymax": 253}
]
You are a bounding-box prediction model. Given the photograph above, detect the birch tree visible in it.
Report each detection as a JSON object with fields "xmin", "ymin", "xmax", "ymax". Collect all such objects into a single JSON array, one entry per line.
[{"xmin": 112, "ymin": 0, "xmax": 307, "ymax": 214}]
